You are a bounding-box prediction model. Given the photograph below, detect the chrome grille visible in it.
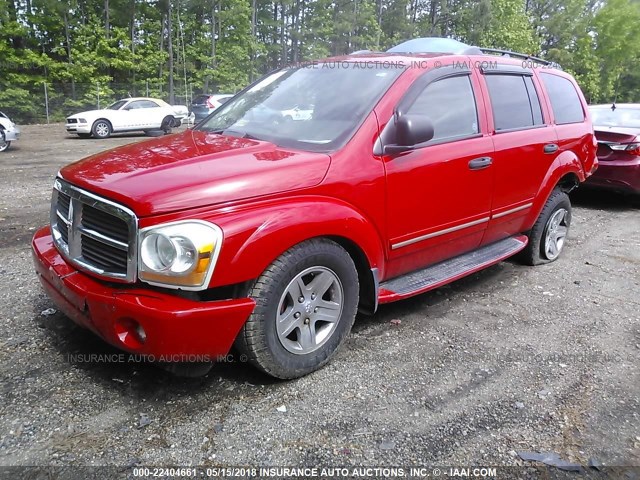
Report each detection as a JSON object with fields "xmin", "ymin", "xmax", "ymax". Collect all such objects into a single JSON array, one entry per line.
[{"xmin": 50, "ymin": 178, "xmax": 138, "ymax": 282}]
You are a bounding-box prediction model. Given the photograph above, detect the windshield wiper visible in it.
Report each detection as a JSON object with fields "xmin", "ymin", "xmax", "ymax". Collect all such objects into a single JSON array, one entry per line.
[{"xmin": 209, "ymin": 128, "xmax": 261, "ymax": 141}]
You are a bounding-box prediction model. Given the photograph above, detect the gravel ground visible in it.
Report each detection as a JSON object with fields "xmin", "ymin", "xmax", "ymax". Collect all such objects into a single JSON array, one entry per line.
[{"xmin": 0, "ymin": 125, "xmax": 638, "ymax": 475}]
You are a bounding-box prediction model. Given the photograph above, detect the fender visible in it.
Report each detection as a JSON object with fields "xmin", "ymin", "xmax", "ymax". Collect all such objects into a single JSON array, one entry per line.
[
  {"xmin": 204, "ymin": 196, "xmax": 386, "ymax": 289},
  {"xmin": 523, "ymin": 150, "xmax": 585, "ymax": 229}
]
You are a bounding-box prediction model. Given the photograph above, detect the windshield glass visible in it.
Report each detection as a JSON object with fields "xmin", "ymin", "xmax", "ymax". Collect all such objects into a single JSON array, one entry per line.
[
  {"xmin": 590, "ymin": 106, "xmax": 640, "ymax": 128},
  {"xmin": 196, "ymin": 63, "xmax": 403, "ymax": 152},
  {"xmin": 108, "ymin": 100, "xmax": 128, "ymax": 110}
]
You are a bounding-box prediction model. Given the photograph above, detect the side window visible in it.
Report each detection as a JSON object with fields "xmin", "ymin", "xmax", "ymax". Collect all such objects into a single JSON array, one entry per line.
[
  {"xmin": 540, "ymin": 73, "xmax": 585, "ymax": 125},
  {"xmin": 126, "ymin": 101, "xmax": 144, "ymax": 110},
  {"xmin": 485, "ymin": 74, "xmax": 544, "ymax": 131},
  {"xmin": 406, "ymin": 75, "xmax": 479, "ymax": 143},
  {"xmin": 524, "ymin": 76, "xmax": 543, "ymax": 125},
  {"xmin": 140, "ymin": 100, "xmax": 160, "ymax": 108}
]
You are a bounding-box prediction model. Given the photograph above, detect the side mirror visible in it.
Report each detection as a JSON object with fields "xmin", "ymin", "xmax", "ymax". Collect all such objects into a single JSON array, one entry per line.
[{"xmin": 383, "ymin": 114, "xmax": 435, "ymax": 155}]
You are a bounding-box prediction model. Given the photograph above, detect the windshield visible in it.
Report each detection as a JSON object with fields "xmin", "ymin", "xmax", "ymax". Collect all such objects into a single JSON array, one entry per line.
[
  {"xmin": 108, "ymin": 100, "xmax": 128, "ymax": 110},
  {"xmin": 196, "ymin": 63, "xmax": 403, "ymax": 152},
  {"xmin": 590, "ymin": 106, "xmax": 640, "ymax": 128}
]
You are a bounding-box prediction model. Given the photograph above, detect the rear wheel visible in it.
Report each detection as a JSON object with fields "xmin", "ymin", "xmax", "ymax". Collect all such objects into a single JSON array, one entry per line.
[
  {"xmin": 520, "ymin": 189, "xmax": 572, "ymax": 265},
  {"xmin": 91, "ymin": 119, "xmax": 112, "ymax": 139},
  {"xmin": 235, "ymin": 239, "xmax": 359, "ymax": 379},
  {"xmin": 161, "ymin": 116, "xmax": 175, "ymax": 134}
]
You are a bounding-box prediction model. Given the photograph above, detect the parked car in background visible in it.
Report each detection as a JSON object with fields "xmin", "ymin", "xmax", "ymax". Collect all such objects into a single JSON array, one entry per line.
[
  {"xmin": 587, "ymin": 103, "xmax": 640, "ymax": 194},
  {"xmin": 0, "ymin": 110, "xmax": 20, "ymax": 152},
  {"xmin": 65, "ymin": 97, "xmax": 189, "ymax": 139},
  {"xmin": 281, "ymin": 104, "xmax": 314, "ymax": 121},
  {"xmin": 33, "ymin": 38, "xmax": 597, "ymax": 379},
  {"xmin": 190, "ymin": 94, "xmax": 234, "ymax": 123}
]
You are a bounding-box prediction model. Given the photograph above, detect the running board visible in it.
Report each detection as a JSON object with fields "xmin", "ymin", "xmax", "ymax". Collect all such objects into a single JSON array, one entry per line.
[{"xmin": 378, "ymin": 235, "xmax": 528, "ymax": 304}]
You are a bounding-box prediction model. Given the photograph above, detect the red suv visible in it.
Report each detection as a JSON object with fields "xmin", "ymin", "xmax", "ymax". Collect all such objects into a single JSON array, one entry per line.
[{"xmin": 32, "ymin": 39, "xmax": 597, "ymax": 379}]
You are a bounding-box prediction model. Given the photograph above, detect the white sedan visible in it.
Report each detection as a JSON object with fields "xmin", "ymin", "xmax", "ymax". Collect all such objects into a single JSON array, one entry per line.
[
  {"xmin": 0, "ymin": 111, "xmax": 20, "ymax": 152},
  {"xmin": 65, "ymin": 97, "xmax": 189, "ymax": 139}
]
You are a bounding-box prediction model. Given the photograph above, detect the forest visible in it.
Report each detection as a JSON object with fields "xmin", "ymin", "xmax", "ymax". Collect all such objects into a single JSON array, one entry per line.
[{"xmin": 1, "ymin": 0, "xmax": 640, "ymax": 123}]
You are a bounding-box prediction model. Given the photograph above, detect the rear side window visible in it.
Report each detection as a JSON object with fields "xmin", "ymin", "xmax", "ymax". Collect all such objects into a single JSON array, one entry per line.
[
  {"xmin": 406, "ymin": 75, "xmax": 479, "ymax": 142},
  {"xmin": 540, "ymin": 73, "xmax": 585, "ymax": 125},
  {"xmin": 484, "ymin": 74, "xmax": 544, "ymax": 131}
]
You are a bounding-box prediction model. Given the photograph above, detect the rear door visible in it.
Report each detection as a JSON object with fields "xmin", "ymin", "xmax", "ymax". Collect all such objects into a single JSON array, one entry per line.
[
  {"xmin": 383, "ymin": 65, "xmax": 495, "ymax": 276},
  {"xmin": 479, "ymin": 65, "xmax": 558, "ymax": 245},
  {"xmin": 539, "ymin": 72, "xmax": 594, "ymax": 175}
]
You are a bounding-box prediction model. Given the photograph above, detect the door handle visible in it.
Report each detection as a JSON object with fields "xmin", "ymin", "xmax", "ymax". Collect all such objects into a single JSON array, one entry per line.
[
  {"xmin": 544, "ymin": 143, "xmax": 559, "ymax": 154},
  {"xmin": 468, "ymin": 157, "xmax": 493, "ymax": 170}
]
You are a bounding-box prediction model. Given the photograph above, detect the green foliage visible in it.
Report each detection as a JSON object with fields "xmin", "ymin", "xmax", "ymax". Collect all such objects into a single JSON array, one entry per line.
[
  {"xmin": 478, "ymin": 0, "xmax": 538, "ymax": 52},
  {"xmin": 2, "ymin": 0, "xmax": 640, "ymax": 122}
]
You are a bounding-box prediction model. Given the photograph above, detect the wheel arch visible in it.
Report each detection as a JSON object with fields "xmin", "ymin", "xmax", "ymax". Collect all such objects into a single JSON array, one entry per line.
[
  {"xmin": 93, "ymin": 118, "xmax": 112, "ymax": 128},
  {"xmin": 326, "ymin": 235, "xmax": 379, "ymax": 315},
  {"xmin": 523, "ymin": 152, "xmax": 584, "ymax": 228},
  {"xmin": 208, "ymin": 198, "xmax": 386, "ymax": 310}
]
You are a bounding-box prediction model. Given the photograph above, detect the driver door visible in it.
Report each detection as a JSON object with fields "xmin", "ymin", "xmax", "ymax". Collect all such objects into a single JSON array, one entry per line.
[{"xmin": 383, "ymin": 67, "xmax": 495, "ymax": 278}]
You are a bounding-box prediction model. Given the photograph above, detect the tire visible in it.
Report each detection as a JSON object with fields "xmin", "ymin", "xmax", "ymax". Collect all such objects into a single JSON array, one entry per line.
[
  {"xmin": 235, "ymin": 238, "xmax": 359, "ymax": 379},
  {"xmin": 520, "ymin": 189, "xmax": 572, "ymax": 265},
  {"xmin": 91, "ymin": 119, "xmax": 112, "ymax": 139},
  {"xmin": 171, "ymin": 117, "xmax": 182, "ymax": 128},
  {"xmin": 144, "ymin": 129, "xmax": 164, "ymax": 137},
  {"xmin": 161, "ymin": 116, "xmax": 174, "ymax": 134},
  {"xmin": 0, "ymin": 129, "xmax": 9, "ymax": 152},
  {"xmin": 77, "ymin": 133, "xmax": 92, "ymax": 139}
]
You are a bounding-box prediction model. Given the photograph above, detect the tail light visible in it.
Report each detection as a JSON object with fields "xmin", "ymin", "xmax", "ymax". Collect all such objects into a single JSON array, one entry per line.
[
  {"xmin": 206, "ymin": 98, "xmax": 217, "ymax": 109},
  {"xmin": 610, "ymin": 143, "xmax": 640, "ymax": 155}
]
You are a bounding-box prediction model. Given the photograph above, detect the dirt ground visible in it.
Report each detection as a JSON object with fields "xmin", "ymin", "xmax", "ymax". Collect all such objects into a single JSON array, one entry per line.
[{"xmin": 0, "ymin": 125, "xmax": 638, "ymax": 474}]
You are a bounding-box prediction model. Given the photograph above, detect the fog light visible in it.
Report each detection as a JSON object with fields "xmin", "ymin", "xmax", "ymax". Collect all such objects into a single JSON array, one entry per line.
[{"xmin": 114, "ymin": 318, "xmax": 146, "ymax": 349}]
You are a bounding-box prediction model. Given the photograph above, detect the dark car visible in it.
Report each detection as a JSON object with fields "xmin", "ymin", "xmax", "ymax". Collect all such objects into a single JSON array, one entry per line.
[
  {"xmin": 586, "ymin": 103, "xmax": 640, "ymax": 194},
  {"xmin": 190, "ymin": 94, "xmax": 234, "ymax": 123}
]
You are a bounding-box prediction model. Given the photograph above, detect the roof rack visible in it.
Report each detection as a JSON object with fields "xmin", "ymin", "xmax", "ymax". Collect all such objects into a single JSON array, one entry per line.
[
  {"xmin": 384, "ymin": 38, "xmax": 561, "ymax": 69},
  {"xmin": 479, "ymin": 48, "xmax": 561, "ymax": 69}
]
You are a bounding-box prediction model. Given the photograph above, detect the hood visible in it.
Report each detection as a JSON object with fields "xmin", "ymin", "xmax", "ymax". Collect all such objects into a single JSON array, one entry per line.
[
  {"xmin": 67, "ymin": 110, "xmax": 110, "ymax": 119},
  {"xmin": 59, "ymin": 130, "xmax": 331, "ymax": 217}
]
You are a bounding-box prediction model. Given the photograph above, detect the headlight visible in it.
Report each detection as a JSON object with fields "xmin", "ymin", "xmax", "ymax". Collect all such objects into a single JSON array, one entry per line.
[
  {"xmin": 138, "ymin": 220, "xmax": 223, "ymax": 290},
  {"xmin": 78, "ymin": 118, "xmax": 87, "ymax": 124}
]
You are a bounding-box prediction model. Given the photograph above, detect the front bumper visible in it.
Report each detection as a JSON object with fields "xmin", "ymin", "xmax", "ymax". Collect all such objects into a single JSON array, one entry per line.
[
  {"xmin": 32, "ymin": 227, "xmax": 255, "ymax": 359},
  {"xmin": 65, "ymin": 123, "xmax": 91, "ymax": 134},
  {"xmin": 585, "ymin": 158, "xmax": 640, "ymax": 194},
  {"xmin": 4, "ymin": 125, "xmax": 20, "ymax": 141}
]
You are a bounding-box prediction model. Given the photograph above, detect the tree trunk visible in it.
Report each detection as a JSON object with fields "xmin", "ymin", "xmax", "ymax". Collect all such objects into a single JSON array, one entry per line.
[
  {"xmin": 63, "ymin": 11, "xmax": 76, "ymax": 100},
  {"xmin": 280, "ymin": 0, "xmax": 287, "ymax": 66},
  {"xmin": 251, "ymin": 0, "xmax": 257, "ymax": 80},
  {"xmin": 159, "ymin": 13, "xmax": 165, "ymax": 92},
  {"xmin": 131, "ymin": 0, "xmax": 136, "ymax": 95},
  {"xmin": 105, "ymin": 0, "xmax": 110, "ymax": 39},
  {"xmin": 168, "ymin": 3, "xmax": 175, "ymax": 104}
]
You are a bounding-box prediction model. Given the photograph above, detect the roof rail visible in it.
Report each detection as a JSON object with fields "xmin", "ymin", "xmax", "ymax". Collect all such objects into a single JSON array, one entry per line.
[{"xmin": 479, "ymin": 47, "xmax": 561, "ymax": 69}]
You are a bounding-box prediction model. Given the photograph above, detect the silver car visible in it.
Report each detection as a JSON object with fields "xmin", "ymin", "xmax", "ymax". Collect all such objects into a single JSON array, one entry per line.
[{"xmin": 0, "ymin": 111, "xmax": 20, "ymax": 152}]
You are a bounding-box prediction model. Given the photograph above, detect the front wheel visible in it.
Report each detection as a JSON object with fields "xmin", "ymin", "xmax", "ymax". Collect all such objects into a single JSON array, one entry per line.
[
  {"xmin": 520, "ymin": 189, "xmax": 572, "ymax": 265},
  {"xmin": 91, "ymin": 119, "xmax": 112, "ymax": 139},
  {"xmin": 235, "ymin": 239, "xmax": 359, "ymax": 379}
]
